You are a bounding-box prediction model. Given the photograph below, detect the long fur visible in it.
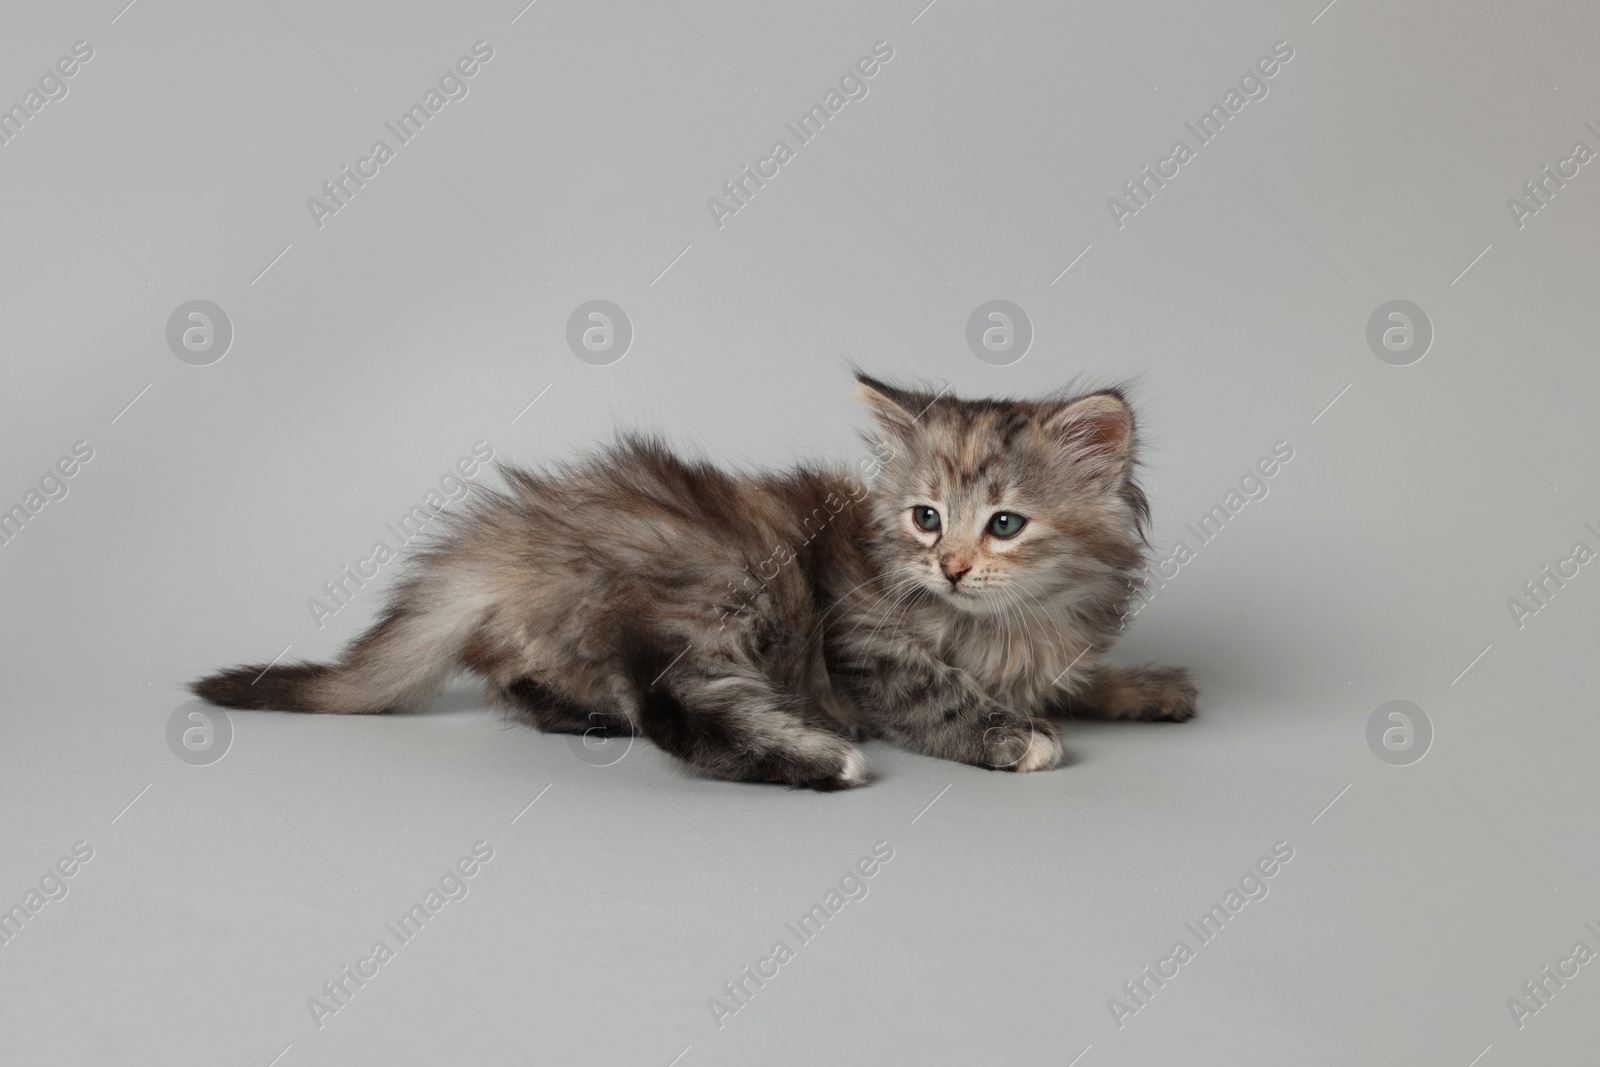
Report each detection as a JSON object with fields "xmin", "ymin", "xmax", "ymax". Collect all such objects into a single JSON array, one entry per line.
[{"xmin": 193, "ymin": 375, "xmax": 1195, "ymax": 788}]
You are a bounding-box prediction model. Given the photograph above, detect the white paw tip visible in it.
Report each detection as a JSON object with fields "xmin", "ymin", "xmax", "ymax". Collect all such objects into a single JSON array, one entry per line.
[
  {"xmin": 1016, "ymin": 732, "xmax": 1062, "ymax": 773},
  {"xmin": 839, "ymin": 749, "xmax": 869, "ymax": 785}
]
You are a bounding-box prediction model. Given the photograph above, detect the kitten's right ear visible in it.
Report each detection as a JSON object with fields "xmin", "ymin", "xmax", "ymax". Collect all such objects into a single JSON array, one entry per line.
[{"xmin": 854, "ymin": 373, "xmax": 925, "ymax": 437}]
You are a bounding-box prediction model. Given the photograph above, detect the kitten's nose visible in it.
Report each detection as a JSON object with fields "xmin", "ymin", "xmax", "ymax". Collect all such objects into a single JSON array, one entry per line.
[{"xmin": 941, "ymin": 559, "xmax": 971, "ymax": 586}]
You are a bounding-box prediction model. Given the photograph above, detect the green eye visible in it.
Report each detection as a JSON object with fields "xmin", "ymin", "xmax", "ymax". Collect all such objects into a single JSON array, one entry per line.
[
  {"xmin": 912, "ymin": 506, "xmax": 942, "ymax": 532},
  {"xmin": 988, "ymin": 512, "xmax": 1027, "ymax": 538}
]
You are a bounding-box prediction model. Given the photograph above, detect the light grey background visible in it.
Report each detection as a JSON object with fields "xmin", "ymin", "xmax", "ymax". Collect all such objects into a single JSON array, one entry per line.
[{"xmin": 3, "ymin": 0, "xmax": 1597, "ymax": 1063}]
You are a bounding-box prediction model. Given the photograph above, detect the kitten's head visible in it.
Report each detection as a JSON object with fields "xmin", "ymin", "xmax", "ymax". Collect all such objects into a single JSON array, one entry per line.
[{"xmin": 855, "ymin": 373, "xmax": 1148, "ymax": 617}]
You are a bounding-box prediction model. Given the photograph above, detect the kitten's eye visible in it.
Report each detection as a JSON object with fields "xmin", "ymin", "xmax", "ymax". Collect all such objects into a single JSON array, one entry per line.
[
  {"xmin": 912, "ymin": 506, "xmax": 942, "ymax": 533},
  {"xmin": 987, "ymin": 512, "xmax": 1027, "ymax": 538}
]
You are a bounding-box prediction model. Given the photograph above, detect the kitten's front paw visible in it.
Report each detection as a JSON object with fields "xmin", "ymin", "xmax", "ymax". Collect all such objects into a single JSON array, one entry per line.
[
  {"xmin": 1014, "ymin": 730, "xmax": 1065, "ymax": 773},
  {"xmin": 982, "ymin": 716, "xmax": 1064, "ymax": 773}
]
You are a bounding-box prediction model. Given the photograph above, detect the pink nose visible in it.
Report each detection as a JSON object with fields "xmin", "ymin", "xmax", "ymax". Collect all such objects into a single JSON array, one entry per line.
[{"xmin": 941, "ymin": 559, "xmax": 971, "ymax": 585}]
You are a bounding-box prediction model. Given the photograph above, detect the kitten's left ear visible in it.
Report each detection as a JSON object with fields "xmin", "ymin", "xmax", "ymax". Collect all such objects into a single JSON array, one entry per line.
[
  {"xmin": 854, "ymin": 373, "xmax": 927, "ymax": 438},
  {"xmin": 1044, "ymin": 392, "xmax": 1135, "ymax": 479}
]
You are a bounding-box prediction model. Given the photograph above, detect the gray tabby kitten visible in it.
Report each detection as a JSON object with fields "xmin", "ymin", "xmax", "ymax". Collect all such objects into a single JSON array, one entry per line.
[{"xmin": 194, "ymin": 373, "xmax": 1195, "ymax": 789}]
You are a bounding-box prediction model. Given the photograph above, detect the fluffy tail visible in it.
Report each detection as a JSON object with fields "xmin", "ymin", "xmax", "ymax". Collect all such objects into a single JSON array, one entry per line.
[{"xmin": 191, "ymin": 583, "xmax": 481, "ymax": 714}]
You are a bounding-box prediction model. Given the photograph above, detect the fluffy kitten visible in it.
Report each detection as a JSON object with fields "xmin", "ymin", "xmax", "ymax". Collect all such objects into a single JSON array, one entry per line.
[{"xmin": 193, "ymin": 373, "xmax": 1195, "ymax": 789}]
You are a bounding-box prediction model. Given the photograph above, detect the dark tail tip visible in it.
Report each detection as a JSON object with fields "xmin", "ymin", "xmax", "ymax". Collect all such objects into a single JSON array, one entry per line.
[{"xmin": 190, "ymin": 663, "xmax": 331, "ymax": 711}]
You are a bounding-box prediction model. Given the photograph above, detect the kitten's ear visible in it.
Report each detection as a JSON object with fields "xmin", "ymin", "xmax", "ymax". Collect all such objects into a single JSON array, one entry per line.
[
  {"xmin": 854, "ymin": 373, "xmax": 926, "ymax": 437},
  {"xmin": 1045, "ymin": 392, "xmax": 1134, "ymax": 479}
]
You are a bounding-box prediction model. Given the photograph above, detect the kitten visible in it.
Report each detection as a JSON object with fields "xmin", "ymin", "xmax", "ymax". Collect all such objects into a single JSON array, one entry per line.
[{"xmin": 193, "ymin": 373, "xmax": 1195, "ymax": 789}]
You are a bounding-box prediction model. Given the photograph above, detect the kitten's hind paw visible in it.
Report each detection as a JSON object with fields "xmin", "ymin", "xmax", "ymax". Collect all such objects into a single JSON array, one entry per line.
[
  {"xmin": 1135, "ymin": 668, "xmax": 1197, "ymax": 722},
  {"xmin": 799, "ymin": 746, "xmax": 871, "ymax": 791},
  {"xmin": 1069, "ymin": 665, "xmax": 1198, "ymax": 722}
]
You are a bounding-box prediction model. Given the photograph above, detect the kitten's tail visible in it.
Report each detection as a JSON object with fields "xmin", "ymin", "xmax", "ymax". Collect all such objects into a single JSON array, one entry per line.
[{"xmin": 191, "ymin": 578, "xmax": 481, "ymax": 714}]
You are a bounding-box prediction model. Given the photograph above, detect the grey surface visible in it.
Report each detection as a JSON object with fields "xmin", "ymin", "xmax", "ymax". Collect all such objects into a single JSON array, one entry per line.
[{"xmin": 3, "ymin": 0, "xmax": 1597, "ymax": 1064}]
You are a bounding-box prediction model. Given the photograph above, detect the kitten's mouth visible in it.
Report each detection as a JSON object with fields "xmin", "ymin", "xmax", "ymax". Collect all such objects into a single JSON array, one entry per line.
[
  {"xmin": 944, "ymin": 584, "xmax": 1010, "ymax": 615},
  {"xmin": 926, "ymin": 575, "xmax": 986, "ymax": 606}
]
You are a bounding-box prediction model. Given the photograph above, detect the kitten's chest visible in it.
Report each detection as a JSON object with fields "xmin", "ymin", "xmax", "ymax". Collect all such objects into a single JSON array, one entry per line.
[{"xmin": 938, "ymin": 610, "xmax": 1096, "ymax": 711}]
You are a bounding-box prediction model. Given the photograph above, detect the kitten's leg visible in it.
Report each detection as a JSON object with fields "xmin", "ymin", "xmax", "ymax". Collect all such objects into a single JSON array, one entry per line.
[
  {"xmin": 1063, "ymin": 665, "xmax": 1197, "ymax": 722},
  {"xmin": 489, "ymin": 677, "xmax": 632, "ymax": 736},
  {"xmin": 636, "ymin": 662, "xmax": 869, "ymax": 790},
  {"xmin": 837, "ymin": 646, "xmax": 1064, "ymax": 773}
]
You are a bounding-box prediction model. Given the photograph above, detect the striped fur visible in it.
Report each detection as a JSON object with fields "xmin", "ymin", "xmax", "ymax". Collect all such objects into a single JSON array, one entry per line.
[{"xmin": 192, "ymin": 373, "xmax": 1195, "ymax": 788}]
